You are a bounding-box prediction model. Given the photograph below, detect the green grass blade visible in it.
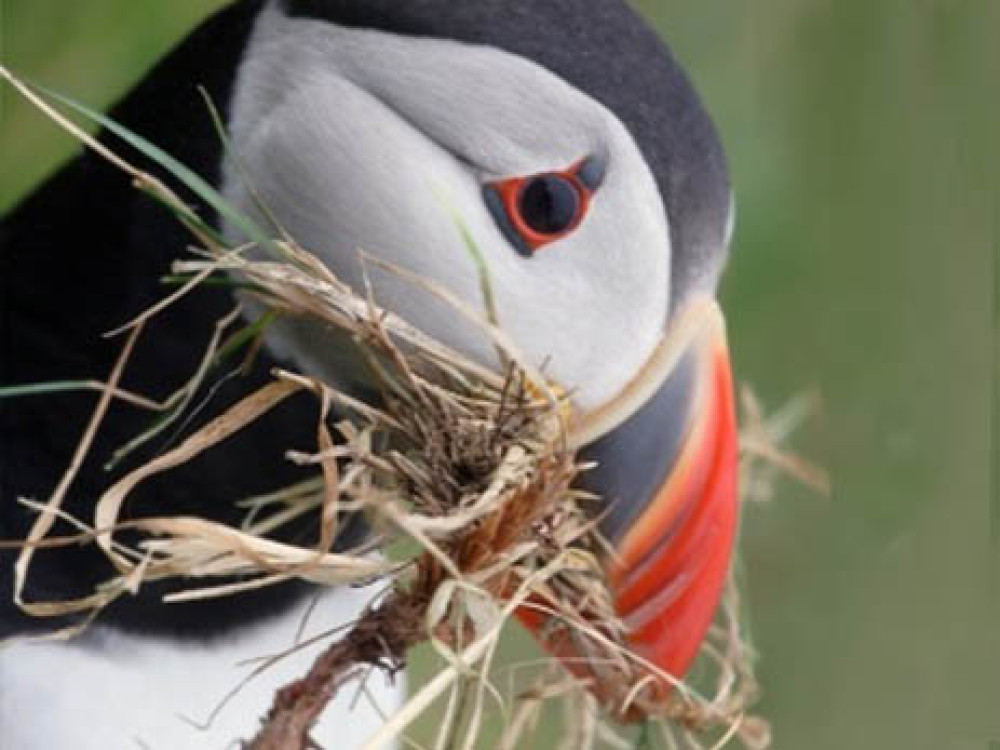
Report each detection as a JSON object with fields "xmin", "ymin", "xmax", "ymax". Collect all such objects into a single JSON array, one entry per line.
[
  {"xmin": 34, "ymin": 83, "xmax": 278, "ymax": 255},
  {"xmin": 431, "ymin": 187, "xmax": 501, "ymax": 328},
  {"xmin": 0, "ymin": 381, "xmax": 110, "ymax": 400},
  {"xmin": 213, "ymin": 311, "xmax": 277, "ymax": 368},
  {"xmin": 140, "ymin": 185, "xmax": 228, "ymax": 248},
  {"xmin": 198, "ymin": 87, "xmax": 292, "ymax": 247}
]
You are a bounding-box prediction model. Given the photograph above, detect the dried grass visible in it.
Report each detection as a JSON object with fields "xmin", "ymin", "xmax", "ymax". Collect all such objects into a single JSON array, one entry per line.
[{"xmin": 0, "ymin": 66, "xmax": 828, "ymax": 750}]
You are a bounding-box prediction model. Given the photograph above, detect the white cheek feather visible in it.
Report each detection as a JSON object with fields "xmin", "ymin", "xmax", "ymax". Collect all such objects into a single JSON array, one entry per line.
[
  {"xmin": 0, "ymin": 586, "xmax": 403, "ymax": 750},
  {"xmin": 224, "ymin": 6, "xmax": 671, "ymax": 411}
]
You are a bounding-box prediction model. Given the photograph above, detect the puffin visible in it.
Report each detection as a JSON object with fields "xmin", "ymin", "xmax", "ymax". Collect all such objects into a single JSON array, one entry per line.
[{"xmin": 0, "ymin": 1, "xmax": 736, "ymax": 748}]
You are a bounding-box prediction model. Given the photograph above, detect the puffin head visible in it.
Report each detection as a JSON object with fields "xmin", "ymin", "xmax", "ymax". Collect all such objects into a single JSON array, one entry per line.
[{"xmin": 221, "ymin": 0, "xmax": 736, "ymax": 693}]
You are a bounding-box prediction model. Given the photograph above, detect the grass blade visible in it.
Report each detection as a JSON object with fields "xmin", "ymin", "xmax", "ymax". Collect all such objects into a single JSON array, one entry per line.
[{"xmin": 34, "ymin": 83, "xmax": 278, "ymax": 255}]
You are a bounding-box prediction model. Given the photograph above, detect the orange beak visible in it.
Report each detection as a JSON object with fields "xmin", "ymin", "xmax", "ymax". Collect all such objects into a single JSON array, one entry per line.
[
  {"xmin": 603, "ymin": 325, "xmax": 738, "ymax": 684},
  {"xmin": 520, "ymin": 304, "xmax": 739, "ymax": 704}
]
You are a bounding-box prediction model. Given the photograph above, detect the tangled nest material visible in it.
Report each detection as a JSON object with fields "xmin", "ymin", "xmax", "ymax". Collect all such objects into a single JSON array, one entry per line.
[{"xmin": 0, "ymin": 66, "xmax": 831, "ymax": 750}]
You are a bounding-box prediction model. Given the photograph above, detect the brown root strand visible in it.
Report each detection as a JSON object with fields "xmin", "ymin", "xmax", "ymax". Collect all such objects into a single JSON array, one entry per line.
[{"xmin": 246, "ymin": 591, "xmax": 424, "ymax": 750}]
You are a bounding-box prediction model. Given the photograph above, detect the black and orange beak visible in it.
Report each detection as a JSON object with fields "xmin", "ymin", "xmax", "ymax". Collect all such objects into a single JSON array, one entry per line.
[
  {"xmin": 529, "ymin": 302, "xmax": 739, "ymax": 700},
  {"xmin": 585, "ymin": 312, "xmax": 738, "ymax": 688}
]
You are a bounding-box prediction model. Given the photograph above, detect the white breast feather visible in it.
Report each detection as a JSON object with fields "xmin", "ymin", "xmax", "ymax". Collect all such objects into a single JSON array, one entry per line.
[{"xmin": 0, "ymin": 586, "xmax": 403, "ymax": 749}]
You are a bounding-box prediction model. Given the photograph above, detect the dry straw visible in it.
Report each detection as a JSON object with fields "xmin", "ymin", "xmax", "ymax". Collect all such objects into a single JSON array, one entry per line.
[{"xmin": 0, "ymin": 65, "xmax": 826, "ymax": 749}]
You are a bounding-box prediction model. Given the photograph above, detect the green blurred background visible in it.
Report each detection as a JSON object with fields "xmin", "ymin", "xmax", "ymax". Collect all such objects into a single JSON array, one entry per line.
[{"xmin": 1, "ymin": 2, "xmax": 996, "ymax": 748}]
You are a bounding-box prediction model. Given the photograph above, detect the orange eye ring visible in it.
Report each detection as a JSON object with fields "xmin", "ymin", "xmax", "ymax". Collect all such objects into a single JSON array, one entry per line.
[{"xmin": 485, "ymin": 157, "xmax": 604, "ymax": 256}]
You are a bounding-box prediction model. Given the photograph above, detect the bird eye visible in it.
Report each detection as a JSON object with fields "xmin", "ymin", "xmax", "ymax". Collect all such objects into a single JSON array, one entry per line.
[
  {"xmin": 518, "ymin": 175, "xmax": 581, "ymax": 236},
  {"xmin": 484, "ymin": 157, "xmax": 604, "ymax": 258}
]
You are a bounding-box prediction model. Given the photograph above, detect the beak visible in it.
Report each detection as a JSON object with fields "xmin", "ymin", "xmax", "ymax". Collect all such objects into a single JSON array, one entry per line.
[
  {"xmin": 589, "ymin": 309, "xmax": 738, "ymax": 690},
  {"xmin": 519, "ymin": 301, "xmax": 739, "ymax": 705}
]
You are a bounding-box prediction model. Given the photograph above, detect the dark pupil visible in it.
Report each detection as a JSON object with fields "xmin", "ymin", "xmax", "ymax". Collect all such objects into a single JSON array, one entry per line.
[{"xmin": 518, "ymin": 175, "xmax": 580, "ymax": 235}]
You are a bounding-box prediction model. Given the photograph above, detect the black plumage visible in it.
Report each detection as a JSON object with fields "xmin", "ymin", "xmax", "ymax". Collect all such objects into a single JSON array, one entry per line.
[{"xmin": 0, "ymin": 0, "xmax": 321, "ymax": 637}]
